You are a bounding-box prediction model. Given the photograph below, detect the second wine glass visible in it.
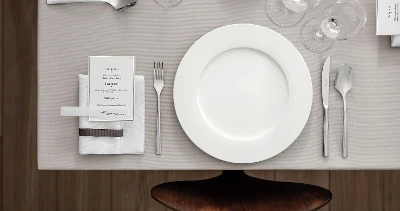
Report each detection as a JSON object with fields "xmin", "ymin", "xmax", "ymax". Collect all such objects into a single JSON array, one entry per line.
[{"xmin": 301, "ymin": 0, "xmax": 367, "ymax": 52}]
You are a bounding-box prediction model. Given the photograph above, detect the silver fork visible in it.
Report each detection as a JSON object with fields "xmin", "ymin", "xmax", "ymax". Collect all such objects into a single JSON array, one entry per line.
[{"xmin": 154, "ymin": 62, "xmax": 164, "ymax": 155}]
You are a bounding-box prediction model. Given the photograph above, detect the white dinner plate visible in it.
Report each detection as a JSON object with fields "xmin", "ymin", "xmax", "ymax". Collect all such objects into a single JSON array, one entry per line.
[{"xmin": 174, "ymin": 24, "xmax": 312, "ymax": 163}]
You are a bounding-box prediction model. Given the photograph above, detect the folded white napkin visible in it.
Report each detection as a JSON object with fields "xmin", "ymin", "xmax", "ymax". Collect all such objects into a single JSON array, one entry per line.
[
  {"xmin": 391, "ymin": 35, "xmax": 400, "ymax": 47},
  {"xmin": 78, "ymin": 74, "xmax": 145, "ymax": 155}
]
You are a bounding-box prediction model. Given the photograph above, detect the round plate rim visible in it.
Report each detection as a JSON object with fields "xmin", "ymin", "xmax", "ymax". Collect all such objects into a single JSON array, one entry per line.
[{"xmin": 173, "ymin": 24, "xmax": 313, "ymax": 163}]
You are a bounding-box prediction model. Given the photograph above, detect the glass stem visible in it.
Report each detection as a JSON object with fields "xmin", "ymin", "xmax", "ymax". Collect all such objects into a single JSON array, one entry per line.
[{"xmin": 329, "ymin": 18, "xmax": 338, "ymax": 29}]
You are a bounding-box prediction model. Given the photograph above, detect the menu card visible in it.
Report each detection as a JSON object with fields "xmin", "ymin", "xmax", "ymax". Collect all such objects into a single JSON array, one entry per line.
[
  {"xmin": 377, "ymin": 0, "xmax": 400, "ymax": 35},
  {"xmin": 89, "ymin": 56, "xmax": 135, "ymax": 121}
]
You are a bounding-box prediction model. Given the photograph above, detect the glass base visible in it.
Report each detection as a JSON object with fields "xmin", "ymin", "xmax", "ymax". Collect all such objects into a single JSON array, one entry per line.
[
  {"xmin": 266, "ymin": 0, "xmax": 305, "ymax": 27},
  {"xmin": 155, "ymin": 0, "xmax": 182, "ymax": 7},
  {"xmin": 302, "ymin": 18, "xmax": 335, "ymax": 52}
]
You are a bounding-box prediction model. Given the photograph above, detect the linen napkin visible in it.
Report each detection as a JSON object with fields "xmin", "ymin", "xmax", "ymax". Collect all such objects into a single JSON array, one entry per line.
[{"xmin": 78, "ymin": 74, "xmax": 145, "ymax": 155}]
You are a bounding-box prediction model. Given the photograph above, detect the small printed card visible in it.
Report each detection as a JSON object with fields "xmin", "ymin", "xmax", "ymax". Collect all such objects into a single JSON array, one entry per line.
[
  {"xmin": 89, "ymin": 56, "xmax": 135, "ymax": 121},
  {"xmin": 377, "ymin": 0, "xmax": 400, "ymax": 35}
]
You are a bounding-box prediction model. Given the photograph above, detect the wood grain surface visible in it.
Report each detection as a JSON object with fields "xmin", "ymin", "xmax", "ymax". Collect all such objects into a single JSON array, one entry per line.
[
  {"xmin": 112, "ymin": 171, "xmax": 167, "ymax": 211},
  {"xmin": 152, "ymin": 171, "xmax": 332, "ymax": 211},
  {"xmin": 276, "ymin": 171, "xmax": 330, "ymax": 211},
  {"xmin": 2, "ymin": 0, "xmax": 57, "ymax": 211},
  {"xmin": 384, "ymin": 171, "xmax": 400, "ymax": 211},
  {"xmin": 2, "ymin": 0, "xmax": 400, "ymax": 210},
  {"xmin": 330, "ymin": 171, "xmax": 384, "ymax": 211},
  {"xmin": 57, "ymin": 171, "xmax": 112, "ymax": 211}
]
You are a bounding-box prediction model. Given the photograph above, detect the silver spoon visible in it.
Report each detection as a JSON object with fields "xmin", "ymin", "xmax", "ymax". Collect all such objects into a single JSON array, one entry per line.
[
  {"xmin": 47, "ymin": 0, "xmax": 137, "ymax": 11},
  {"xmin": 335, "ymin": 64, "xmax": 354, "ymax": 158}
]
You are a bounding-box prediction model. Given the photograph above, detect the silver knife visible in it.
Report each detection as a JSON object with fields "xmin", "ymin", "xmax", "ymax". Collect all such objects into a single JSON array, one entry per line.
[{"xmin": 322, "ymin": 56, "xmax": 331, "ymax": 157}]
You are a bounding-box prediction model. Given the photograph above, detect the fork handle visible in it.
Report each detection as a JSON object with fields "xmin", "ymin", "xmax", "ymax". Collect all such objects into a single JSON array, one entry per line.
[{"xmin": 156, "ymin": 93, "xmax": 162, "ymax": 155}]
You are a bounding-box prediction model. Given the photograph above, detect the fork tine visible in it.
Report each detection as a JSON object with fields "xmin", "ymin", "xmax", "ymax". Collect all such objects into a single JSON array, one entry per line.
[
  {"xmin": 159, "ymin": 62, "xmax": 162, "ymax": 79},
  {"xmin": 161, "ymin": 62, "xmax": 164, "ymax": 79},
  {"xmin": 154, "ymin": 62, "xmax": 156, "ymax": 79},
  {"xmin": 157, "ymin": 62, "xmax": 160, "ymax": 79},
  {"xmin": 158, "ymin": 62, "xmax": 161, "ymax": 79},
  {"xmin": 157, "ymin": 62, "xmax": 159, "ymax": 79}
]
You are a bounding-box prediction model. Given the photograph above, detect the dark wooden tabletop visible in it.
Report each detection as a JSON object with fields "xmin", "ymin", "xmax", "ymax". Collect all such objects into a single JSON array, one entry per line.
[
  {"xmin": 1, "ymin": 0, "xmax": 399, "ymax": 210},
  {"xmin": 152, "ymin": 171, "xmax": 332, "ymax": 211}
]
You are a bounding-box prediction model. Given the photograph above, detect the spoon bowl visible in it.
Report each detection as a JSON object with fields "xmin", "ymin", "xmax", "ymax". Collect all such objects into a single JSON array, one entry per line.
[{"xmin": 335, "ymin": 64, "xmax": 354, "ymax": 96}]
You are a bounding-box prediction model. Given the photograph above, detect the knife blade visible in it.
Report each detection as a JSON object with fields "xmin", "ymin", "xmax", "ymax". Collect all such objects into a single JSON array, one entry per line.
[{"xmin": 322, "ymin": 56, "xmax": 330, "ymax": 157}]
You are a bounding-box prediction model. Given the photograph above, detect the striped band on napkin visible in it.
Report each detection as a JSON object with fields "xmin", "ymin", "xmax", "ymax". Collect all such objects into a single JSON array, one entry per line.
[{"xmin": 79, "ymin": 128, "xmax": 124, "ymax": 137}]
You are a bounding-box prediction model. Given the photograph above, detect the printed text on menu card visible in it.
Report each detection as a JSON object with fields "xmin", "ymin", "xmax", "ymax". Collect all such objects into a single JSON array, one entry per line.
[
  {"xmin": 89, "ymin": 56, "xmax": 135, "ymax": 121},
  {"xmin": 377, "ymin": 0, "xmax": 400, "ymax": 35}
]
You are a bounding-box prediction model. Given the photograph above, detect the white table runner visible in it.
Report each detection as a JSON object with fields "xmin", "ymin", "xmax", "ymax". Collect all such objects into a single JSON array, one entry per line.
[{"xmin": 38, "ymin": 0, "xmax": 400, "ymax": 170}]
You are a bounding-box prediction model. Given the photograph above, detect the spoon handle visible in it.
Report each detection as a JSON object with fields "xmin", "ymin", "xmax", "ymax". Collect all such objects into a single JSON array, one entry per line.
[{"xmin": 343, "ymin": 98, "xmax": 348, "ymax": 158}]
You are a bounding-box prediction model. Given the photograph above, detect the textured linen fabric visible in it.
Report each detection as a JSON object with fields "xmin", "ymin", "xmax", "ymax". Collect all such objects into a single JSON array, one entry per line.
[
  {"xmin": 38, "ymin": 0, "xmax": 400, "ymax": 170},
  {"xmin": 78, "ymin": 75, "xmax": 145, "ymax": 155}
]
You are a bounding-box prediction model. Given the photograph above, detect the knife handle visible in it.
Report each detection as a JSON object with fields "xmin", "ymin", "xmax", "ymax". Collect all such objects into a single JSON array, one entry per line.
[{"xmin": 323, "ymin": 107, "xmax": 329, "ymax": 157}]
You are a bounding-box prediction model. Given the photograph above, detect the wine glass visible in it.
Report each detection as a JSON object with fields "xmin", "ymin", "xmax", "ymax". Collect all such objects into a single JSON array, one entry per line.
[
  {"xmin": 155, "ymin": 0, "xmax": 182, "ymax": 7},
  {"xmin": 301, "ymin": 0, "xmax": 367, "ymax": 52},
  {"xmin": 266, "ymin": 0, "xmax": 322, "ymax": 27}
]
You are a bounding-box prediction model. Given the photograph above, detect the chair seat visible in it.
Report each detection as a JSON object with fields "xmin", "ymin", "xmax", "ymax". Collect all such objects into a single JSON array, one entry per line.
[{"xmin": 151, "ymin": 171, "xmax": 332, "ymax": 211}]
